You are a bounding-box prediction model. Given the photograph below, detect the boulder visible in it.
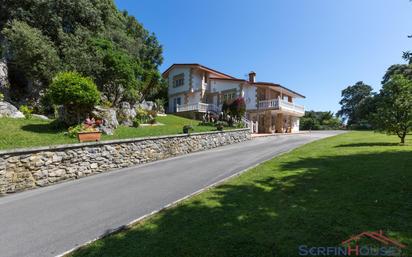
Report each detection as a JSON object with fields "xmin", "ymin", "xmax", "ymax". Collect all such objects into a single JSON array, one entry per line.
[
  {"xmin": 57, "ymin": 106, "xmax": 84, "ymax": 125},
  {"xmin": 0, "ymin": 101, "xmax": 25, "ymax": 118},
  {"xmin": 117, "ymin": 102, "xmax": 136, "ymax": 127},
  {"xmin": 0, "ymin": 59, "xmax": 10, "ymax": 100},
  {"xmin": 92, "ymin": 106, "xmax": 118, "ymax": 135},
  {"xmin": 137, "ymin": 100, "xmax": 155, "ymax": 111}
]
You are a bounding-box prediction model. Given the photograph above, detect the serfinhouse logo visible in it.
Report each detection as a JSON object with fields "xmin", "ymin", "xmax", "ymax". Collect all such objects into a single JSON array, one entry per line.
[{"xmin": 298, "ymin": 230, "xmax": 406, "ymax": 256}]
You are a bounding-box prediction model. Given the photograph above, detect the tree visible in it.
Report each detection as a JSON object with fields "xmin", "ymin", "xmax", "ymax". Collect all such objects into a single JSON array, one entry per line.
[
  {"xmin": 94, "ymin": 40, "xmax": 140, "ymax": 105},
  {"xmin": 2, "ymin": 20, "xmax": 60, "ymax": 87},
  {"xmin": 229, "ymin": 97, "xmax": 246, "ymax": 121},
  {"xmin": 221, "ymin": 98, "xmax": 246, "ymax": 121},
  {"xmin": 373, "ymin": 75, "xmax": 412, "ymax": 144},
  {"xmin": 382, "ymin": 64, "xmax": 412, "ymax": 84},
  {"xmin": 48, "ymin": 72, "xmax": 100, "ymax": 125},
  {"xmin": 0, "ymin": 0, "xmax": 164, "ymax": 108},
  {"xmin": 300, "ymin": 111, "xmax": 342, "ymax": 130},
  {"xmin": 337, "ymin": 81, "xmax": 373, "ymax": 126},
  {"xmin": 354, "ymin": 94, "xmax": 379, "ymax": 129}
]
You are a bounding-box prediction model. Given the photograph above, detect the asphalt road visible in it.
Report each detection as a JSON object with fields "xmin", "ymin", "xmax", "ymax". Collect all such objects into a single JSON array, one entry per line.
[{"xmin": 0, "ymin": 131, "xmax": 344, "ymax": 257}]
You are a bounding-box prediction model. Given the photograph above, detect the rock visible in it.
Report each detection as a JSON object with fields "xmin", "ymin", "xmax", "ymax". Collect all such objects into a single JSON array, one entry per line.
[
  {"xmin": 57, "ymin": 105, "xmax": 84, "ymax": 125},
  {"xmin": 49, "ymin": 169, "xmax": 65, "ymax": 177},
  {"xmin": 92, "ymin": 106, "xmax": 119, "ymax": 135},
  {"xmin": 32, "ymin": 114, "xmax": 49, "ymax": 120},
  {"xmin": 0, "ymin": 101, "xmax": 25, "ymax": 118},
  {"xmin": 0, "ymin": 59, "xmax": 10, "ymax": 100},
  {"xmin": 117, "ymin": 102, "xmax": 136, "ymax": 127},
  {"xmin": 137, "ymin": 100, "xmax": 155, "ymax": 111}
]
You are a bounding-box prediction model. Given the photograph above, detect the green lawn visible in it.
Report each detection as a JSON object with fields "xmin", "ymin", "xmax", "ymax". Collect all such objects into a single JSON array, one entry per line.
[
  {"xmin": 70, "ymin": 131, "xmax": 412, "ymax": 257},
  {"xmin": 0, "ymin": 115, "xmax": 218, "ymax": 150}
]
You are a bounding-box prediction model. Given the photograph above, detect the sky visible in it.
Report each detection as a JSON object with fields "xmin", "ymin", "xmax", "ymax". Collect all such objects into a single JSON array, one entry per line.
[{"xmin": 115, "ymin": 0, "xmax": 412, "ymax": 112}]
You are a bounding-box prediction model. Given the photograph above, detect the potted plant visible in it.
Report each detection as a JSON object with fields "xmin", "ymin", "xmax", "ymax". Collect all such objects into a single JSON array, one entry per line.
[
  {"xmin": 69, "ymin": 117, "xmax": 102, "ymax": 142},
  {"xmin": 216, "ymin": 121, "xmax": 224, "ymax": 131},
  {"xmin": 183, "ymin": 125, "xmax": 193, "ymax": 134}
]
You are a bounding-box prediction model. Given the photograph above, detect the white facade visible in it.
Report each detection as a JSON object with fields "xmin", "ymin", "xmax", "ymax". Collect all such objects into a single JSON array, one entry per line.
[{"xmin": 163, "ymin": 64, "xmax": 305, "ymax": 133}]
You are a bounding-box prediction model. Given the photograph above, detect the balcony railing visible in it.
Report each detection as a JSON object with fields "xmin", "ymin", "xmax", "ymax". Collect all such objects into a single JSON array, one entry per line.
[
  {"xmin": 176, "ymin": 103, "xmax": 219, "ymax": 114},
  {"xmin": 258, "ymin": 97, "xmax": 305, "ymax": 116}
]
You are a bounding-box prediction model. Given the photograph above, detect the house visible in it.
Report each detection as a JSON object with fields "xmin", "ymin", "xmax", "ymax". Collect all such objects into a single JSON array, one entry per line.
[{"xmin": 162, "ymin": 63, "xmax": 305, "ymax": 133}]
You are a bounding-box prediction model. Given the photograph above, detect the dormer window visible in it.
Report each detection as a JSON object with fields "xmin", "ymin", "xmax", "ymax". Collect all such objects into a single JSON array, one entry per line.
[{"xmin": 173, "ymin": 74, "xmax": 185, "ymax": 88}]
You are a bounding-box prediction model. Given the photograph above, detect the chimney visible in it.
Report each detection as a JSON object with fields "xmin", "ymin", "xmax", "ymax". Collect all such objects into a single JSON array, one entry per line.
[{"xmin": 248, "ymin": 71, "xmax": 256, "ymax": 83}]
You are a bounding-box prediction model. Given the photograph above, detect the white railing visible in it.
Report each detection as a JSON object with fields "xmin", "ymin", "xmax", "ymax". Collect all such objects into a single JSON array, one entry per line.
[
  {"xmin": 176, "ymin": 103, "xmax": 219, "ymax": 114},
  {"xmin": 258, "ymin": 97, "xmax": 305, "ymax": 116},
  {"xmin": 258, "ymin": 99, "xmax": 279, "ymax": 109},
  {"xmin": 242, "ymin": 116, "xmax": 259, "ymax": 133},
  {"xmin": 279, "ymin": 99, "xmax": 305, "ymax": 115}
]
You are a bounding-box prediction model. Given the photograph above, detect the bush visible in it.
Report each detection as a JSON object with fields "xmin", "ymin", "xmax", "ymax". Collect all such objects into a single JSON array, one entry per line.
[
  {"xmin": 229, "ymin": 97, "xmax": 246, "ymax": 120},
  {"xmin": 48, "ymin": 72, "xmax": 100, "ymax": 125},
  {"xmin": 19, "ymin": 105, "xmax": 33, "ymax": 119},
  {"xmin": 135, "ymin": 107, "xmax": 157, "ymax": 124},
  {"xmin": 149, "ymin": 118, "xmax": 157, "ymax": 125},
  {"xmin": 198, "ymin": 121, "xmax": 215, "ymax": 127},
  {"xmin": 101, "ymin": 100, "xmax": 113, "ymax": 108},
  {"xmin": 132, "ymin": 118, "xmax": 140, "ymax": 128},
  {"xmin": 67, "ymin": 124, "xmax": 84, "ymax": 138},
  {"xmin": 216, "ymin": 122, "xmax": 225, "ymax": 131},
  {"xmin": 0, "ymin": 92, "xmax": 4, "ymax": 101},
  {"xmin": 183, "ymin": 125, "xmax": 193, "ymax": 134},
  {"xmin": 221, "ymin": 97, "xmax": 246, "ymax": 123},
  {"xmin": 154, "ymin": 98, "xmax": 165, "ymax": 112},
  {"xmin": 67, "ymin": 118, "xmax": 100, "ymax": 138}
]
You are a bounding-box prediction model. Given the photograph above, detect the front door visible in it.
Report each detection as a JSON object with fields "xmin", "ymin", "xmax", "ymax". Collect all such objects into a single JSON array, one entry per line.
[{"xmin": 173, "ymin": 97, "xmax": 181, "ymax": 112}]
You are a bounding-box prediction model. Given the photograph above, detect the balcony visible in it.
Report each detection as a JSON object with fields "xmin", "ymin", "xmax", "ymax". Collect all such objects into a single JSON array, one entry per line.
[
  {"xmin": 258, "ymin": 97, "xmax": 305, "ymax": 116},
  {"xmin": 176, "ymin": 103, "xmax": 220, "ymax": 114}
]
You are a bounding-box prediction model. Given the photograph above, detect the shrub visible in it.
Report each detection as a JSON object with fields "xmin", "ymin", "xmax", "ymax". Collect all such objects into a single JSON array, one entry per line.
[
  {"xmin": 101, "ymin": 100, "xmax": 113, "ymax": 108},
  {"xmin": 67, "ymin": 124, "xmax": 84, "ymax": 138},
  {"xmin": 48, "ymin": 72, "xmax": 100, "ymax": 125},
  {"xmin": 117, "ymin": 112, "xmax": 128, "ymax": 124},
  {"xmin": 198, "ymin": 121, "xmax": 215, "ymax": 127},
  {"xmin": 236, "ymin": 122, "xmax": 245, "ymax": 128},
  {"xmin": 19, "ymin": 105, "xmax": 33, "ymax": 119},
  {"xmin": 216, "ymin": 122, "xmax": 225, "ymax": 131},
  {"xmin": 183, "ymin": 125, "xmax": 193, "ymax": 134},
  {"xmin": 132, "ymin": 118, "xmax": 140, "ymax": 128},
  {"xmin": 221, "ymin": 97, "xmax": 246, "ymax": 122},
  {"xmin": 147, "ymin": 109, "xmax": 158, "ymax": 118},
  {"xmin": 149, "ymin": 118, "xmax": 157, "ymax": 125},
  {"xmin": 135, "ymin": 107, "xmax": 154, "ymax": 124},
  {"xmin": 229, "ymin": 97, "xmax": 246, "ymax": 120},
  {"xmin": 67, "ymin": 118, "xmax": 100, "ymax": 138},
  {"xmin": 154, "ymin": 98, "xmax": 165, "ymax": 112},
  {"xmin": 0, "ymin": 92, "xmax": 4, "ymax": 101}
]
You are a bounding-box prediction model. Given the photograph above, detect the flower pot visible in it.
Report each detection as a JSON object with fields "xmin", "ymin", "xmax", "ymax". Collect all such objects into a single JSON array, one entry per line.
[{"xmin": 77, "ymin": 132, "xmax": 102, "ymax": 143}]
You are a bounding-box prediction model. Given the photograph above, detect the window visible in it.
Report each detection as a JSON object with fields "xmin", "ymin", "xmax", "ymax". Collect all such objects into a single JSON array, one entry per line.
[
  {"xmin": 223, "ymin": 92, "xmax": 237, "ymax": 102},
  {"xmin": 172, "ymin": 74, "xmax": 184, "ymax": 88}
]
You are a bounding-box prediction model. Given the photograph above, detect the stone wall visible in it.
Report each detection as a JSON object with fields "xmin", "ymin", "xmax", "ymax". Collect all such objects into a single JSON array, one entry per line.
[{"xmin": 0, "ymin": 129, "xmax": 250, "ymax": 194}]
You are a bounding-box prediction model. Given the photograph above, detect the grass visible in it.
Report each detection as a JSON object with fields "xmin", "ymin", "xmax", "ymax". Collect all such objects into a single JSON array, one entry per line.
[
  {"xmin": 69, "ymin": 131, "xmax": 412, "ymax": 257},
  {"xmin": 0, "ymin": 115, "xmax": 220, "ymax": 150}
]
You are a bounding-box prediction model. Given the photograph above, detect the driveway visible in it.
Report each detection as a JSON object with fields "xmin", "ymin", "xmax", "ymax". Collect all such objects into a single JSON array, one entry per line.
[{"xmin": 0, "ymin": 131, "xmax": 344, "ymax": 257}]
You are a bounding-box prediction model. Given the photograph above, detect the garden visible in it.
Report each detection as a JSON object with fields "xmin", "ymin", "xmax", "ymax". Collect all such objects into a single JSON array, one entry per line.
[{"xmin": 0, "ymin": 71, "xmax": 247, "ymax": 150}]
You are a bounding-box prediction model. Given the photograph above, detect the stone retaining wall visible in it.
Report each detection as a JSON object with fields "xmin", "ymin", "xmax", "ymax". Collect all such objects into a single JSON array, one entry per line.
[{"xmin": 0, "ymin": 129, "xmax": 250, "ymax": 194}]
